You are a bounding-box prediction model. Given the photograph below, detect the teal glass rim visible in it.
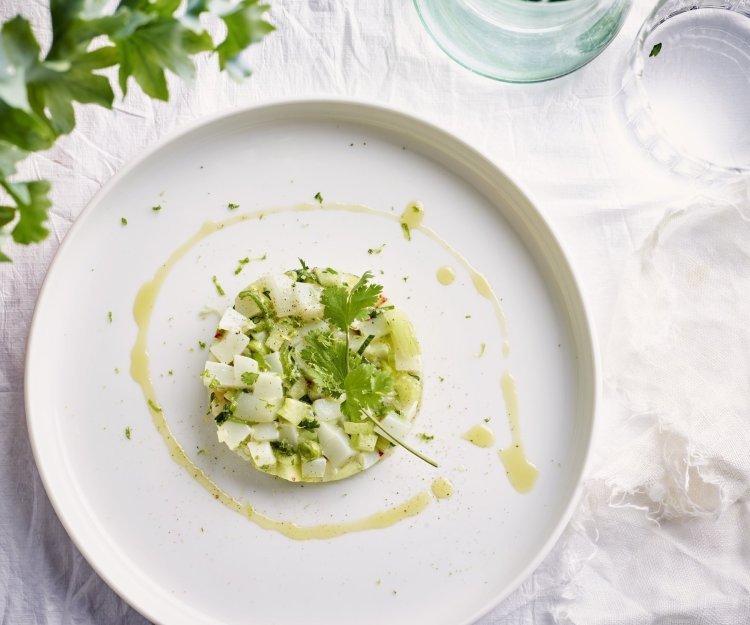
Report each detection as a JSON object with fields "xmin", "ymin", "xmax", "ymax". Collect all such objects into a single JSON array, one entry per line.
[{"xmin": 413, "ymin": 0, "xmax": 632, "ymax": 83}]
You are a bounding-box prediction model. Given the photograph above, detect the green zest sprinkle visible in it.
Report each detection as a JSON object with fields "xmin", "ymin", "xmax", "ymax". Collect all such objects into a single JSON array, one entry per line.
[
  {"xmin": 197, "ymin": 449, "xmax": 206, "ymax": 455},
  {"xmin": 368, "ymin": 244, "xmax": 386, "ymax": 255},
  {"xmin": 125, "ymin": 426, "xmax": 131, "ymax": 440},
  {"xmin": 314, "ymin": 192, "xmax": 323, "ymax": 204},
  {"xmin": 234, "ymin": 257, "xmax": 249, "ymax": 274},
  {"xmin": 418, "ymin": 433, "xmax": 434, "ymax": 441},
  {"xmin": 147, "ymin": 399, "xmax": 162, "ymax": 413},
  {"xmin": 168, "ymin": 370, "xmax": 174, "ymax": 376},
  {"xmin": 198, "ymin": 341, "xmax": 206, "ymax": 349},
  {"xmin": 107, "ymin": 311, "xmax": 112, "ymax": 323},
  {"xmin": 120, "ymin": 217, "xmax": 127, "ymax": 226},
  {"xmin": 649, "ymin": 43, "xmax": 662, "ymax": 57},
  {"xmin": 212, "ymin": 275, "xmax": 225, "ymax": 296},
  {"xmin": 401, "ymin": 222, "xmax": 411, "ymax": 240},
  {"xmin": 152, "ymin": 205, "xmax": 162, "ymax": 212},
  {"xmin": 241, "ymin": 371, "xmax": 259, "ymax": 385},
  {"xmin": 227, "ymin": 202, "xmax": 239, "ymax": 210},
  {"xmin": 476, "ymin": 342, "xmax": 486, "ymax": 358}
]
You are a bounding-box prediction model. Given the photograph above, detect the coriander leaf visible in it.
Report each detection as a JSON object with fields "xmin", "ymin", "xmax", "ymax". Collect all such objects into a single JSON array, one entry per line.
[
  {"xmin": 300, "ymin": 329, "xmax": 350, "ymax": 395},
  {"xmin": 341, "ymin": 362, "xmax": 393, "ymax": 420},
  {"xmin": 240, "ymin": 371, "xmax": 258, "ymax": 385},
  {"xmin": 298, "ymin": 417, "xmax": 319, "ymax": 431},
  {"xmin": 321, "ymin": 271, "xmax": 382, "ymax": 332},
  {"xmin": 649, "ymin": 42, "xmax": 662, "ymax": 58},
  {"xmin": 216, "ymin": 0, "xmax": 275, "ymax": 79}
]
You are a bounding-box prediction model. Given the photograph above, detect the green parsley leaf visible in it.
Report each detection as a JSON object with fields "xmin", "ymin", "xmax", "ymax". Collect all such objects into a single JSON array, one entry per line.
[
  {"xmin": 121, "ymin": 217, "xmax": 127, "ymax": 225},
  {"xmin": 3, "ymin": 179, "xmax": 51, "ymax": 245},
  {"xmin": 107, "ymin": 311, "xmax": 113, "ymax": 323},
  {"xmin": 298, "ymin": 417, "xmax": 320, "ymax": 431},
  {"xmin": 649, "ymin": 43, "xmax": 662, "ymax": 58},
  {"xmin": 270, "ymin": 439, "xmax": 295, "ymax": 456},
  {"xmin": 198, "ymin": 340, "xmax": 206, "ymax": 349},
  {"xmin": 418, "ymin": 433, "xmax": 434, "ymax": 441},
  {"xmin": 152, "ymin": 204, "xmax": 162, "ymax": 211},
  {"xmin": 227, "ymin": 202, "xmax": 239, "ymax": 210},
  {"xmin": 214, "ymin": 0, "xmax": 275, "ymax": 80},
  {"xmin": 314, "ymin": 191, "xmax": 323, "ymax": 204},
  {"xmin": 321, "ymin": 271, "xmax": 382, "ymax": 332},
  {"xmin": 300, "ymin": 330, "xmax": 351, "ymax": 395},
  {"xmin": 125, "ymin": 426, "xmax": 132, "ymax": 440},
  {"xmin": 240, "ymin": 371, "xmax": 258, "ymax": 385},
  {"xmin": 401, "ymin": 222, "xmax": 411, "ymax": 240},
  {"xmin": 341, "ymin": 362, "xmax": 393, "ymax": 420},
  {"xmin": 367, "ymin": 243, "xmax": 385, "ymax": 255}
]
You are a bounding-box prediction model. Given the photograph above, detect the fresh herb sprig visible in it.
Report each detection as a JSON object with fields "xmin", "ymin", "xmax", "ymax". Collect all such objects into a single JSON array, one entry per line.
[
  {"xmin": 300, "ymin": 271, "xmax": 436, "ymax": 467},
  {"xmin": 0, "ymin": 1, "xmax": 274, "ymax": 262}
]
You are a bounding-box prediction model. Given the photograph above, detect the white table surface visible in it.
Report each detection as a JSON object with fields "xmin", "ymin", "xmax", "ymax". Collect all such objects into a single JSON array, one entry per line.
[{"xmin": 2, "ymin": 1, "xmax": 748, "ymax": 623}]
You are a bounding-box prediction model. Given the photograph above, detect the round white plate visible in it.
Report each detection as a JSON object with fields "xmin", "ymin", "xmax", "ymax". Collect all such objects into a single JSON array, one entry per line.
[{"xmin": 26, "ymin": 100, "xmax": 597, "ymax": 625}]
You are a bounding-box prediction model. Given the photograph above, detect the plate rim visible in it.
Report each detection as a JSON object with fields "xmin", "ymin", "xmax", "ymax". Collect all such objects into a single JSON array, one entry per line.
[{"xmin": 24, "ymin": 97, "xmax": 600, "ymax": 625}]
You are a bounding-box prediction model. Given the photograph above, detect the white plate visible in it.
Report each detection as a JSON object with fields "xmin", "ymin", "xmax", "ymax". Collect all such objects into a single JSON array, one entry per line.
[{"xmin": 26, "ymin": 100, "xmax": 597, "ymax": 625}]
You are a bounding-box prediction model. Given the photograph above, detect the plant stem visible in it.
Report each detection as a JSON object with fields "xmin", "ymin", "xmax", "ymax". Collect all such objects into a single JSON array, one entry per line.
[{"xmin": 364, "ymin": 413, "xmax": 438, "ymax": 468}]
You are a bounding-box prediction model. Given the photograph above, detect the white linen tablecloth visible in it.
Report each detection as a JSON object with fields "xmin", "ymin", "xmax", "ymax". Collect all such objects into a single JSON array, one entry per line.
[{"xmin": 2, "ymin": 1, "xmax": 749, "ymax": 623}]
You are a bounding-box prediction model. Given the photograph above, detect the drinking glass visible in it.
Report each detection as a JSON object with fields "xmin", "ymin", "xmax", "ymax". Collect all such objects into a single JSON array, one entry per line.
[
  {"xmin": 413, "ymin": 0, "xmax": 632, "ymax": 83},
  {"xmin": 618, "ymin": 0, "xmax": 750, "ymax": 178}
]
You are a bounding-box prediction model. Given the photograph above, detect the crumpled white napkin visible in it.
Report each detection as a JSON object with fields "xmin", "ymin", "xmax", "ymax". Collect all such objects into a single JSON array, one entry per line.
[{"xmin": 550, "ymin": 197, "xmax": 750, "ymax": 624}]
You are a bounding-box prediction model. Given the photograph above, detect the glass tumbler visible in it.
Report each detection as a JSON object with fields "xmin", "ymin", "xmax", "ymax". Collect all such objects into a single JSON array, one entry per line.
[
  {"xmin": 413, "ymin": 0, "xmax": 632, "ymax": 83},
  {"xmin": 619, "ymin": 0, "xmax": 750, "ymax": 178}
]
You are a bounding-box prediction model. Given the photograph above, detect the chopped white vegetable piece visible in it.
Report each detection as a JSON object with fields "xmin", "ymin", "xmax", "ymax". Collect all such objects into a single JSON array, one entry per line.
[
  {"xmin": 277, "ymin": 398, "xmax": 312, "ymax": 425},
  {"xmin": 235, "ymin": 392, "xmax": 279, "ymax": 422},
  {"xmin": 234, "ymin": 292, "xmax": 261, "ymax": 318},
  {"xmin": 264, "ymin": 351, "xmax": 284, "ymax": 376},
  {"xmin": 301, "ymin": 457, "xmax": 327, "ymax": 479},
  {"xmin": 203, "ymin": 361, "xmax": 237, "ymax": 387},
  {"xmin": 265, "ymin": 274, "xmax": 297, "ymax": 317},
  {"xmin": 292, "ymin": 320, "xmax": 327, "ymax": 347},
  {"xmin": 247, "ymin": 441, "xmax": 276, "ymax": 468},
  {"xmin": 209, "ymin": 331, "xmax": 249, "ymax": 364},
  {"xmin": 353, "ymin": 316, "xmax": 388, "ymax": 338},
  {"xmin": 233, "ymin": 355, "xmax": 259, "ymax": 387},
  {"xmin": 292, "ymin": 282, "xmax": 324, "ymax": 320},
  {"xmin": 253, "ymin": 372, "xmax": 283, "ymax": 402},
  {"xmin": 217, "ymin": 422, "xmax": 251, "ymax": 450},
  {"xmin": 357, "ymin": 451, "xmax": 381, "ymax": 469},
  {"xmin": 218, "ymin": 308, "xmax": 254, "ymax": 333},
  {"xmin": 375, "ymin": 412, "xmax": 411, "ymax": 440},
  {"xmin": 317, "ymin": 422, "xmax": 356, "ymax": 468},
  {"xmin": 250, "ymin": 422, "xmax": 279, "ymax": 442},
  {"xmin": 312, "ymin": 398, "xmax": 343, "ymax": 422},
  {"xmin": 251, "ymin": 330, "xmax": 267, "ymax": 343},
  {"xmin": 278, "ymin": 423, "xmax": 299, "ymax": 446}
]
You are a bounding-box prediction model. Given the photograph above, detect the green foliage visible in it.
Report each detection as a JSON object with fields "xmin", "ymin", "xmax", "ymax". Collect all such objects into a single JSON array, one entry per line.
[
  {"xmin": 0, "ymin": 0, "xmax": 274, "ymax": 261},
  {"xmin": 321, "ymin": 271, "xmax": 382, "ymax": 332}
]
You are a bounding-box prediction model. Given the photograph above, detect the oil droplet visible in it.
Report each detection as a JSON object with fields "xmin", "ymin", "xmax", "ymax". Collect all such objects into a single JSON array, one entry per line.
[
  {"xmin": 431, "ymin": 477, "xmax": 454, "ymax": 499},
  {"xmin": 499, "ymin": 446, "xmax": 539, "ymax": 494},
  {"xmin": 436, "ymin": 265, "xmax": 455, "ymax": 285},
  {"xmin": 463, "ymin": 424, "xmax": 495, "ymax": 448},
  {"xmin": 499, "ymin": 371, "xmax": 539, "ymax": 493},
  {"xmin": 400, "ymin": 201, "xmax": 425, "ymax": 229}
]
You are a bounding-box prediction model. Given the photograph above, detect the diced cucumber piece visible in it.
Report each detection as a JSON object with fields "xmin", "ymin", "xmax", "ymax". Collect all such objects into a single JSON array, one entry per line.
[
  {"xmin": 375, "ymin": 436, "xmax": 393, "ymax": 453},
  {"xmin": 383, "ymin": 309, "xmax": 421, "ymax": 372},
  {"xmin": 266, "ymin": 319, "xmax": 298, "ymax": 351},
  {"xmin": 292, "ymin": 282, "xmax": 324, "ymax": 320},
  {"xmin": 353, "ymin": 316, "xmax": 388, "ymax": 338},
  {"xmin": 234, "ymin": 290, "xmax": 262, "ymax": 318},
  {"xmin": 253, "ymin": 372, "xmax": 283, "ymax": 402},
  {"xmin": 278, "ymin": 423, "xmax": 299, "ymax": 446},
  {"xmin": 363, "ymin": 339, "xmax": 390, "ymax": 361},
  {"xmin": 203, "ymin": 361, "xmax": 237, "ymax": 388},
  {"xmin": 210, "ymin": 331, "xmax": 250, "ymax": 364},
  {"xmin": 277, "ymin": 398, "xmax": 312, "ymax": 426},
  {"xmin": 375, "ymin": 412, "xmax": 411, "ymax": 440},
  {"xmin": 394, "ymin": 372, "xmax": 421, "ymax": 407},
  {"xmin": 312, "ymin": 398, "xmax": 343, "ymax": 422},
  {"xmin": 301, "ymin": 457, "xmax": 327, "ymax": 479},
  {"xmin": 233, "ymin": 355, "xmax": 259, "ymax": 388},
  {"xmin": 217, "ymin": 421, "xmax": 251, "ymax": 450},
  {"xmin": 343, "ymin": 421, "xmax": 374, "ymax": 435},
  {"xmin": 247, "ymin": 441, "xmax": 276, "ymax": 468},
  {"xmin": 250, "ymin": 422, "xmax": 279, "ymax": 442},
  {"xmin": 218, "ymin": 308, "xmax": 254, "ymax": 334},
  {"xmin": 235, "ymin": 392, "xmax": 279, "ymax": 422},
  {"xmin": 265, "ymin": 274, "xmax": 297, "ymax": 317},
  {"xmin": 317, "ymin": 422, "xmax": 356, "ymax": 468},
  {"xmin": 351, "ymin": 432, "xmax": 378, "ymax": 452},
  {"xmin": 287, "ymin": 377, "xmax": 307, "ymax": 400},
  {"xmin": 357, "ymin": 451, "xmax": 381, "ymax": 469},
  {"xmin": 264, "ymin": 351, "xmax": 284, "ymax": 376},
  {"xmin": 299, "ymin": 440, "xmax": 322, "ymax": 460}
]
